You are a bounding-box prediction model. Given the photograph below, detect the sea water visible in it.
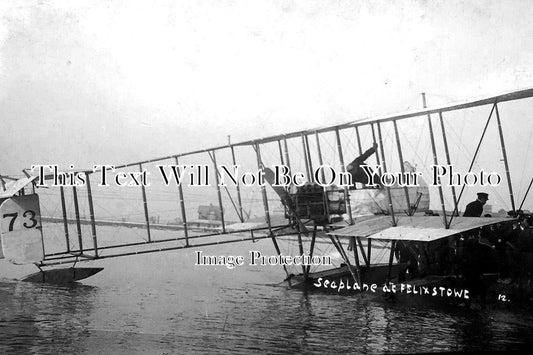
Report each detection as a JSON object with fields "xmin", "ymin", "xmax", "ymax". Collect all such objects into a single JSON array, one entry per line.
[{"xmin": 1, "ymin": 227, "xmax": 532, "ymax": 354}]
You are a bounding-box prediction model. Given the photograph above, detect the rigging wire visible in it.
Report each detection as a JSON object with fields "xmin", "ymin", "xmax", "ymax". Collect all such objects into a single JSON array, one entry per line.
[{"xmin": 444, "ymin": 115, "xmax": 508, "ymax": 210}]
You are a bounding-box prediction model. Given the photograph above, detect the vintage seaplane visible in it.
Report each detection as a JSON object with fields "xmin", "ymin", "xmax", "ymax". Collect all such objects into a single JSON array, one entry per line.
[{"xmin": 1, "ymin": 88, "xmax": 533, "ymax": 307}]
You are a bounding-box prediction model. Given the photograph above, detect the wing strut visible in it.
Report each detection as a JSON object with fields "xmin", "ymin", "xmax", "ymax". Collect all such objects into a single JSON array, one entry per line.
[
  {"xmin": 230, "ymin": 140, "xmax": 245, "ymax": 222},
  {"xmin": 306, "ymin": 224, "xmax": 318, "ymax": 275},
  {"xmin": 59, "ymin": 186, "xmax": 70, "ymax": 252},
  {"xmin": 423, "ymin": 94, "xmax": 448, "ymax": 228},
  {"xmin": 315, "ymin": 132, "xmax": 326, "ymax": 183},
  {"xmin": 174, "ymin": 156, "xmax": 189, "ymax": 246},
  {"xmin": 376, "ymin": 122, "xmax": 397, "ymax": 226},
  {"xmin": 356, "ymin": 237, "xmax": 369, "ymax": 267},
  {"xmin": 85, "ymin": 173, "xmax": 99, "ymax": 257},
  {"xmin": 393, "ymin": 120, "xmax": 412, "ymax": 215},
  {"xmin": 72, "ymin": 186, "xmax": 83, "ymax": 254},
  {"xmin": 495, "ymin": 103, "xmax": 516, "ymax": 213},
  {"xmin": 208, "ymin": 150, "xmax": 226, "ymax": 233},
  {"xmin": 329, "ymin": 235, "xmax": 361, "ymax": 285},
  {"xmin": 254, "ymin": 143, "xmax": 291, "ymax": 280},
  {"xmin": 334, "ymin": 128, "xmax": 353, "ymax": 224},
  {"xmin": 438, "ymin": 112, "xmax": 459, "ymax": 213},
  {"xmin": 139, "ymin": 163, "xmax": 152, "ymax": 242}
]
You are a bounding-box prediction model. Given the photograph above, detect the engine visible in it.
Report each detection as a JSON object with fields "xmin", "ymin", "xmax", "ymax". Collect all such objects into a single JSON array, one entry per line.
[{"xmin": 287, "ymin": 183, "xmax": 346, "ymax": 224}]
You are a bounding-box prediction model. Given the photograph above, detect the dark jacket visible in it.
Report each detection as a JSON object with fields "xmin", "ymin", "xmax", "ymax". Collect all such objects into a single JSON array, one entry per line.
[
  {"xmin": 346, "ymin": 147, "xmax": 377, "ymax": 185},
  {"xmin": 517, "ymin": 227, "xmax": 533, "ymax": 253},
  {"xmin": 463, "ymin": 200, "xmax": 484, "ymax": 217}
]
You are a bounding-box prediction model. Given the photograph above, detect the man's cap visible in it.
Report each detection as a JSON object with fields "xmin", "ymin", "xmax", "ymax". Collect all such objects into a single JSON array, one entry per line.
[
  {"xmin": 477, "ymin": 192, "xmax": 489, "ymax": 200},
  {"xmin": 507, "ymin": 210, "xmax": 523, "ymax": 218}
]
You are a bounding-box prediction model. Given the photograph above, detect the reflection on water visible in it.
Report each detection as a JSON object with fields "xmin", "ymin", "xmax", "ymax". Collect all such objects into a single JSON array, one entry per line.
[{"xmin": 1, "ymin": 239, "xmax": 533, "ymax": 353}]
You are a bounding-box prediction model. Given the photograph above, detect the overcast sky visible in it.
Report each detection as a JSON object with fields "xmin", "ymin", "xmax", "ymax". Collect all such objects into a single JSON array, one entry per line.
[{"xmin": 1, "ymin": 0, "xmax": 533, "ymax": 177}]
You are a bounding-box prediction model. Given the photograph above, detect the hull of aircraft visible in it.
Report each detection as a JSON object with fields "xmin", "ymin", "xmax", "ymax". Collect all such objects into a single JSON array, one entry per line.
[
  {"xmin": 21, "ymin": 267, "xmax": 104, "ymax": 284},
  {"xmin": 285, "ymin": 263, "xmax": 404, "ymax": 290}
]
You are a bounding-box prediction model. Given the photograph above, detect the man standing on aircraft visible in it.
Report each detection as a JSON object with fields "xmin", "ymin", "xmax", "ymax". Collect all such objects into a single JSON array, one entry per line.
[
  {"xmin": 346, "ymin": 142, "xmax": 379, "ymax": 188},
  {"xmin": 463, "ymin": 192, "xmax": 489, "ymax": 217}
]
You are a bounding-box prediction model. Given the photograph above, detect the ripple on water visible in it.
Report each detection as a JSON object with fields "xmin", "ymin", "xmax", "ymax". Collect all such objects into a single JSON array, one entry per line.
[{"xmin": 1, "ymin": 238, "xmax": 533, "ymax": 353}]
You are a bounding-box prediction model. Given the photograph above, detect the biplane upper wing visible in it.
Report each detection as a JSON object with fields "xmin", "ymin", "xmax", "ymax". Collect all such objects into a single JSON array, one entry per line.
[{"xmin": 328, "ymin": 215, "xmax": 513, "ymax": 242}]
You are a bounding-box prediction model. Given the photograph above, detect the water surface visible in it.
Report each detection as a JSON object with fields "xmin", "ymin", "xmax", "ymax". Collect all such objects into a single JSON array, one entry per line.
[{"xmin": 1, "ymin": 235, "xmax": 532, "ymax": 354}]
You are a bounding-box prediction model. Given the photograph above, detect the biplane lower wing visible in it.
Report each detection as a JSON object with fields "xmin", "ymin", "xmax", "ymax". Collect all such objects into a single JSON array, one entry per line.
[
  {"xmin": 328, "ymin": 215, "xmax": 513, "ymax": 242},
  {"xmin": 225, "ymin": 214, "xmax": 291, "ymax": 232}
]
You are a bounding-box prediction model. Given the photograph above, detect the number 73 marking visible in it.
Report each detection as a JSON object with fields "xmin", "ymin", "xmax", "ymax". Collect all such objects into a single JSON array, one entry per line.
[{"xmin": 2, "ymin": 210, "xmax": 38, "ymax": 231}]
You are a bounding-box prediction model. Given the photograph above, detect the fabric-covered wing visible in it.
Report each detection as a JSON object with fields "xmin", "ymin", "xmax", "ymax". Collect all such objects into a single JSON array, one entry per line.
[{"xmin": 328, "ymin": 215, "xmax": 513, "ymax": 242}]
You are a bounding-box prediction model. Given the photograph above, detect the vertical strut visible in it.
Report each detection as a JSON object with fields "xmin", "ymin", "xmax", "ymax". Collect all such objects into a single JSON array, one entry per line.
[
  {"xmin": 72, "ymin": 186, "xmax": 83, "ymax": 253},
  {"xmin": 297, "ymin": 227, "xmax": 308, "ymax": 279},
  {"xmin": 283, "ymin": 137, "xmax": 292, "ymax": 171},
  {"xmin": 85, "ymin": 173, "xmax": 99, "ymax": 257},
  {"xmin": 59, "ymin": 186, "xmax": 70, "ymax": 252},
  {"xmin": 175, "ymin": 156, "xmax": 189, "ymax": 246},
  {"xmin": 367, "ymin": 239, "xmax": 372, "ymax": 265},
  {"xmin": 315, "ymin": 132, "xmax": 326, "ymax": 183},
  {"xmin": 230, "ymin": 145, "xmax": 244, "ymax": 222},
  {"xmin": 306, "ymin": 225, "xmax": 317, "ymax": 274},
  {"xmin": 423, "ymin": 93, "xmax": 447, "ymax": 226},
  {"xmin": 376, "ymin": 122, "xmax": 396, "ymax": 226},
  {"xmin": 139, "ymin": 163, "xmax": 151, "ymax": 242},
  {"xmin": 296, "ymin": 137, "xmax": 309, "ymax": 278},
  {"xmin": 335, "ymin": 128, "xmax": 354, "ymax": 224},
  {"xmin": 386, "ymin": 241, "xmax": 397, "ymax": 283},
  {"xmin": 438, "ymin": 112, "xmax": 458, "ymax": 214},
  {"xmin": 301, "ymin": 133, "xmax": 311, "ymax": 178},
  {"xmin": 355, "ymin": 126, "xmax": 363, "ymax": 155},
  {"xmin": 392, "ymin": 120, "xmax": 412, "ymax": 215},
  {"xmin": 354, "ymin": 126, "xmax": 365, "ymax": 188},
  {"xmin": 356, "ymin": 237, "xmax": 369, "ymax": 267},
  {"xmin": 255, "ymin": 143, "xmax": 290, "ymax": 279},
  {"xmin": 494, "ymin": 103, "xmax": 516, "ymax": 213},
  {"xmin": 426, "ymin": 114, "xmax": 448, "ymax": 227},
  {"xmin": 370, "ymin": 124, "xmax": 382, "ymax": 167},
  {"xmin": 304, "ymin": 134, "xmax": 313, "ymax": 177},
  {"xmin": 255, "ymin": 144, "xmax": 272, "ymax": 232},
  {"xmin": 277, "ymin": 139, "xmax": 285, "ymax": 166},
  {"xmin": 351, "ymin": 236, "xmax": 360, "ymax": 267},
  {"xmin": 210, "ymin": 150, "xmax": 226, "ymax": 233}
]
